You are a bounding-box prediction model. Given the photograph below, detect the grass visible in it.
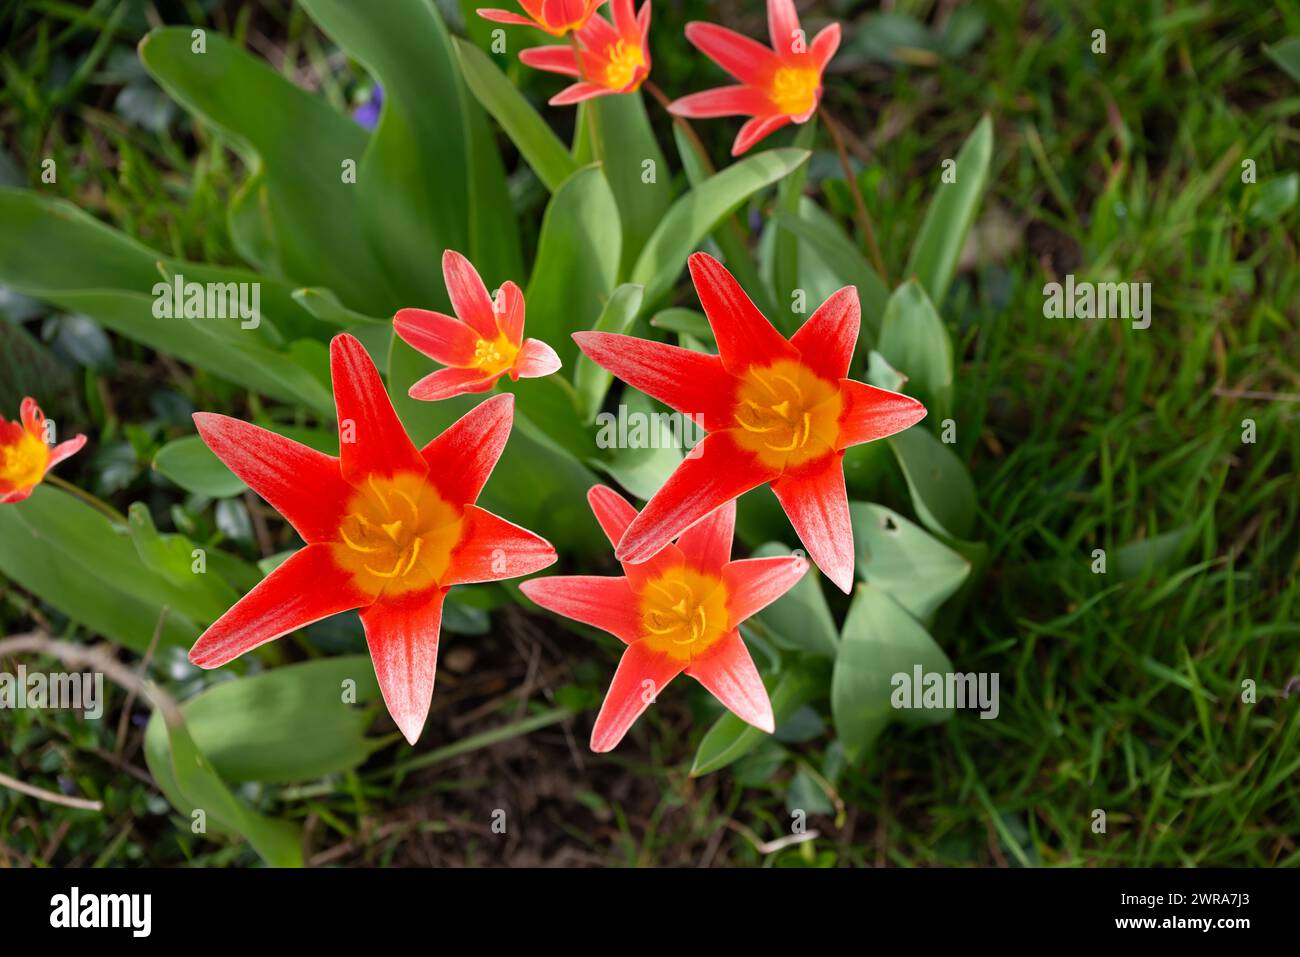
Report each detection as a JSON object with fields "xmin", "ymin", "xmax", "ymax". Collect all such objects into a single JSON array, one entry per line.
[{"xmin": 1, "ymin": 0, "xmax": 1297, "ymax": 867}]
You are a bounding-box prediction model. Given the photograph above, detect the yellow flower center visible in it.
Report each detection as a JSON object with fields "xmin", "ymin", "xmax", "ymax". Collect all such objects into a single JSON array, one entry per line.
[
  {"xmin": 603, "ymin": 39, "xmax": 645, "ymax": 90},
  {"xmin": 638, "ymin": 567, "xmax": 729, "ymax": 661},
  {"xmin": 769, "ymin": 66, "xmax": 820, "ymax": 116},
  {"xmin": 0, "ymin": 429, "xmax": 50, "ymax": 493},
  {"xmin": 331, "ymin": 473, "xmax": 463, "ymax": 599},
  {"xmin": 472, "ymin": 335, "xmax": 518, "ymax": 377},
  {"xmin": 731, "ymin": 360, "xmax": 842, "ymax": 470}
]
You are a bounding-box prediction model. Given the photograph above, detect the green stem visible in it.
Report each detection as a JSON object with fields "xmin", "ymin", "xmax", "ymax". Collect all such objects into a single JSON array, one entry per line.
[
  {"xmin": 819, "ymin": 105, "xmax": 891, "ymax": 287},
  {"xmin": 44, "ymin": 474, "xmax": 127, "ymax": 525},
  {"xmin": 571, "ymin": 34, "xmax": 604, "ymax": 165}
]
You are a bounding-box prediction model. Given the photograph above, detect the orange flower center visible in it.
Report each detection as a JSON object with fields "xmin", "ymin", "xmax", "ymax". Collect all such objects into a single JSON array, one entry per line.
[
  {"xmin": 638, "ymin": 566, "xmax": 729, "ymax": 661},
  {"xmin": 603, "ymin": 39, "xmax": 645, "ymax": 90},
  {"xmin": 0, "ymin": 427, "xmax": 50, "ymax": 493},
  {"xmin": 730, "ymin": 359, "xmax": 842, "ymax": 469},
  {"xmin": 472, "ymin": 335, "xmax": 519, "ymax": 378},
  {"xmin": 769, "ymin": 65, "xmax": 820, "ymax": 116},
  {"xmin": 331, "ymin": 473, "xmax": 463, "ymax": 599}
]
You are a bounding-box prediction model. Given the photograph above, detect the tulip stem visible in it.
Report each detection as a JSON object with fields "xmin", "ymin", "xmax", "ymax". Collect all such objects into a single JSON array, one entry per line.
[
  {"xmin": 819, "ymin": 106, "xmax": 891, "ymax": 287},
  {"xmin": 571, "ymin": 34, "xmax": 605, "ymax": 165},
  {"xmin": 44, "ymin": 473, "xmax": 128, "ymax": 525},
  {"xmin": 645, "ymin": 80, "xmax": 715, "ymax": 175}
]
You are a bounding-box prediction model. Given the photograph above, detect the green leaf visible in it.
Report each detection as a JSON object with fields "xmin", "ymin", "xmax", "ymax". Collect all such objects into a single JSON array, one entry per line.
[
  {"xmin": 153, "ymin": 432, "xmax": 263, "ymax": 501},
  {"xmin": 888, "ymin": 425, "xmax": 977, "ymax": 541},
  {"xmin": 575, "ymin": 283, "xmax": 644, "ymax": 421},
  {"xmin": 292, "ymin": 287, "xmax": 388, "ymax": 327},
  {"xmin": 832, "ymin": 584, "xmax": 954, "ymax": 763},
  {"xmin": 1264, "ymin": 37, "xmax": 1300, "ymax": 85},
  {"xmin": 454, "ymin": 37, "xmax": 578, "ymax": 193},
  {"xmin": 877, "ymin": 279, "xmax": 954, "ymax": 421},
  {"xmin": 771, "ymin": 122, "xmax": 817, "ymax": 335},
  {"xmin": 1247, "ymin": 173, "xmax": 1299, "ymax": 225},
  {"xmin": 1113, "ymin": 526, "xmax": 1192, "ymax": 580},
  {"xmin": 904, "ymin": 114, "xmax": 992, "ymax": 306},
  {"xmin": 770, "ymin": 203, "xmax": 889, "ymax": 330},
  {"xmin": 649, "ymin": 307, "xmax": 713, "ymax": 343},
  {"xmin": 126, "ymin": 502, "xmax": 240, "ymax": 623},
  {"xmin": 691, "ymin": 668, "xmax": 822, "ymax": 776},
  {"xmin": 865, "ymin": 349, "xmax": 906, "ymax": 393},
  {"xmin": 632, "ymin": 149, "xmax": 810, "ymax": 305},
  {"xmin": 747, "ymin": 542, "xmax": 839, "ymax": 658},
  {"xmin": 592, "ymin": 390, "xmax": 685, "ymax": 501},
  {"xmin": 849, "ymin": 503, "xmax": 969, "ymax": 622}
]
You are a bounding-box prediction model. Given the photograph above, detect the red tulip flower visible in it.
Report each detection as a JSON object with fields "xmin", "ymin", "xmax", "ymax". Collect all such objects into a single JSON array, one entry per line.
[
  {"xmin": 669, "ymin": 0, "xmax": 841, "ymax": 155},
  {"xmin": 574, "ymin": 253, "xmax": 926, "ymax": 594},
  {"xmin": 0, "ymin": 398, "xmax": 86, "ymax": 505},
  {"xmin": 189, "ymin": 334, "xmax": 557, "ymax": 744},
  {"xmin": 519, "ymin": 0, "xmax": 652, "ymax": 105},
  {"xmin": 521, "ymin": 487, "xmax": 806, "ymax": 751},
  {"xmin": 478, "ymin": 0, "xmax": 607, "ymax": 37},
  {"xmin": 394, "ymin": 250, "xmax": 561, "ymax": 402}
]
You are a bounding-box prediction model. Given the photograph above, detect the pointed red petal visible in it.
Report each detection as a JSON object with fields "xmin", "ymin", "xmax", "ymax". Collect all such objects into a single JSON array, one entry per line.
[
  {"xmin": 791, "ymin": 286, "xmax": 860, "ymax": 381},
  {"xmin": 551, "ymin": 82, "xmax": 612, "ymax": 105},
  {"xmin": 616, "ymin": 431, "xmax": 778, "ymax": 564},
  {"xmin": 519, "ymin": 45, "xmax": 582, "ymax": 77},
  {"xmin": 590, "ymin": 642, "xmax": 686, "ymax": 752},
  {"xmin": 675, "ymin": 499, "xmax": 735, "ymax": 572},
  {"xmin": 686, "ymin": 630, "xmax": 773, "ymax": 732},
  {"xmin": 495, "ymin": 281, "xmax": 526, "ymax": 344},
  {"xmin": 836, "ymin": 380, "xmax": 928, "ymax": 448},
  {"xmin": 767, "ymin": 0, "xmax": 801, "ymax": 56},
  {"xmin": 360, "ymin": 588, "xmax": 445, "ymax": 745},
  {"xmin": 393, "ymin": 308, "xmax": 480, "ymax": 367},
  {"xmin": 409, "ymin": 366, "xmax": 500, "ymax": 402},
  {"xmin": 330, "ymin": 334, "xmax": 426, "ymax": 482},
  {"xmin": 419, "ymin": 393, "xmax": 514, "ymax": 505},
  {"xmin": 442, "ymin": 250, "xmax": 498, "ymax": 340},
  {"xmin": 810, "ymin": 22, "xmax": 841, "ymax": 69},
  {"xmin": 189, "ymin": 546, "xmax": 368, "ymax": 668},
  {"xmin": 572, "ymin": 331, "xmax": 735, "ymax": 430},
  {"xmin": 668, "ymin": 84, "xmax": 771, "ymax": 118},
  {"xmin": 688, "ymin": 253, "xmax": 798, "ymax": 374},
  {"xmin": 722, "ymin": 554, "xmax": 808, "ymax": 626},
  {"xmin": 770, "ymin": 453, "xmax": 854, "ymax": 593},
  {"xmin": 519, "ymin": 575, "xmax": 641, "ymax": 643},
  {"xmin": 46, "ymin": 434, "xmax": 87, "ymax": 470},
  {"xmin": 587, "ymin": 484, "xmax": 637, "ymax": 547},
  {"xmin": 444, "ymin": 505, "xmax": 557, "ymax": 586},
  {"xmin": 732, "ymin": 113, "xmax": 791, "ymax": 155},
  {"xmin": 512, "ymin": 338, "xmax": 562, "ymax": 379},
  {"xmin": 684, "ymin": 22, "xmax": 780, "ymax": 86},
  {"xmin": 477, "ymin": 9, "xmax": 540, "ymax": 27},
  {"xmin": 193, "ymin": 413, "xmax": 351, "ymax": 544}
]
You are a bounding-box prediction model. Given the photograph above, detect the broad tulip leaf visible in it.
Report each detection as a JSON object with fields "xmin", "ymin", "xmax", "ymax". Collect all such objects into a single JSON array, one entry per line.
[
  {"xmin": 649, "ymin": 307, "xmax": 713, "ymax": 344},
  {"xmin": 850, "ymin": 503, "xmax": 970, "ymax": 622},
  {"xmin": 126, "ymin": 503, "xmax": 240, "ymax": 623},
  {"xmin": 1264, "ymin": 37, "xmax": 1300, "ymax": 85},
  {"xmin": 770, "ymin": 204, "xmax": 888, "ymax": 332},
  {"xmin": 877, "ymin": 279, "xmax": 954, "ymax": 421},
  {"xmin": 691, "ymin": 668, "xmax": 823, "ymax": 776},
  {"xmin": 575, "ymin": 283, "xmax": 645, "ymax": 422},
  {"xmin": 747, "ymin": 542, "xmax": 839, "ymax": 659},
  {"xmin": 593, "ymin": 389, "xmax": 684, "ymax": 502},
  {"xmin": 888, "ymin": 425, "xmax": 977, "ymax": 541}
]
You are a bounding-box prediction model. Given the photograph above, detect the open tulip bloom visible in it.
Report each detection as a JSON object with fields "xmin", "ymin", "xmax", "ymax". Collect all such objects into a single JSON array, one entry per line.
[
  {"xmin": 477, "ymin": 0, "xmax": 607, "ymax": 37},
  {"xmin": 575, "ymin": 252, "xmax": 927, "ymax": 594},
  {"xmin": 188, "ymin": 334, "xmax": 557, "ymax": 744},
  {"xmin": 669, "ymin": 0, "xmax": 840, "ymax": 155},
  {"xmin": 519, "ymin": 0, "xmax": 651, "ymax": 105},
  {"xmin": 394, "ymin": 250, "xmax": 561, "ymax": 401},
  {"xmin": 521, "ymin": 487, "xmax": 806, "ymax": 751},
  {"xmin": 0, "ymin": 397, "xmax": 86, "ymax": 505}
]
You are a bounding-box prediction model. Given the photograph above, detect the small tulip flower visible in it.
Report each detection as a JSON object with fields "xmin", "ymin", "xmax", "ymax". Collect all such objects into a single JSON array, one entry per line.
[
  {"xmin": 574, "ymin": 252, "xmax": 926, "ymax": 594},
  {"xmin": 189, "ymin": 334, "xmax": 557, "ymax": 744},
  {"xmin": 669, "ymin": 0, "xmax": 841, "ymax": 155},
  {"xmin": 394, "ymin": 251, "xmax": 561, "ymax": 402},
  {"xmin": 477, "ymin": 0, "xmax": 608, "ymax": 37},
  {"xmin": 522, "ymin": 487, "xmax": 806, "ymax": 752},
  {"xmin": 519, "ymin": 0, "xmax": 652, "ymax": 105},
  {"xmin": 0, "ymin": 398, "xmax": 86, "ymax": 505}
]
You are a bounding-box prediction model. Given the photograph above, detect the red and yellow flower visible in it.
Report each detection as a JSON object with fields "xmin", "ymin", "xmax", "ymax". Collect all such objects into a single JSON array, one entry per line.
[
  {"xmin": 0, "ymin": 397, "xmax": 86, "ymax": 505},
  {"xmin": 189, "ymin": 334, "xmax": 557, "ymax": 744},
  {"xmin": 394, "ymin": 250, "xmax": 561, "ymax": 402},
  {"xmin": 574, "ymin": 252, "xmax": 926, "ymax": 594},
  {"xmin": 477, "ymin": 0, "xmax": 607, "ymax": 37},
  {"xmin": 521, "ymin": 487, "xmax": 806, "ymax": 751},
  {"xmin": 669, "ymin": 0, "xmax": 841, "ymax": 155},
  {"xmin": 519, "ymin": 0, "xmax": 652, "ymax": 105}
]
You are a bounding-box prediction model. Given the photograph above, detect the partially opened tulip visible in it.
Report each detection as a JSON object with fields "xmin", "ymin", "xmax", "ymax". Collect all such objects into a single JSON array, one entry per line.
[
  {"xmin": 0, "ymin": 397, "xmax": 86, "ymax": 505},
  {"xmin": 477, "ymin": 0, "xmax": 607, "ymax": 37},
  {"xmin": 188, "ymin": 334, "xmax": 557, "ymax": 744},
  {"xmin": 669, "ymin": 0, "xmax": 840, "ymax": 155},
  {"xmin": 522, "ymin": 487, "xmax": 805, "ymax": 752},
  {"xmin": 394, "ymin": 250, "xmax": 561, "ymax": 402},
  {"xmin": 574, "ymin": 252, "xmax": 926, "ymax": 594},
  {"xmin": 519, "ymin": 0, "xmax": 651, "ymax": 105}
]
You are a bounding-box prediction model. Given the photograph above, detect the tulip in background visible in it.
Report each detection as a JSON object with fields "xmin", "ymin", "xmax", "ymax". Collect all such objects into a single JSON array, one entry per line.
[
  {"xmin": 477, "ymin": 0, "xmax": 608, "ymax": 37},
  {"xmin": 0, "ymin": 398, "xmax": 86, "ymax": 505},
  {"xmin": 519, "ymin": 0, "xmax": 652, "ymax": 104}
]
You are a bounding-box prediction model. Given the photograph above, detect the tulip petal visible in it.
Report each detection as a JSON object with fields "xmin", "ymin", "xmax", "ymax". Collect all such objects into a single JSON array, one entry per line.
[
  {"xmin": 836, "ymin": 380, "xmax": 928, "ymax": 449},
  {"xmin": 512, "ymin": 338, "xmax": 562, "ymax": 379},
  {"xmin": 393, "ymin": 308, "xmax": 480, "ymax": 367},
  {"xmin": 442, "ymin": 250, "xmax": 499, "ymax": 340},
  {"xmin": 518, "ymin": 45, "xmax": 582, "ymax": 77},
  {"xmin": 688, "ymin": 252, "xmax": 799, "ymax": 374},
  {"xmin": 551, "ymin": 82, "xmax": 612, "ymax": 105},
  {"xmin": 668, "ymin": 84, "xmax": 772, "ymax": 118},
  {"xmin": 573, "ymin": 331, "xmax": 735, "ymax": 430},
  {"xmin": 767, "ymin": 0, "xmax": 802, "ymax": 56},
  {"xmin": 46, "ymin": 434, "xmax": 87, "ymax": 470},
  {"xmin": 495, "ymin": 281, "xmax": 526, "ymax": 345},
  {"xmin": 331, "ymin": 334, "xmax": 427, "ymax": 482},
  {"xmin": 189, "ymin": 545, "xmax": 368, "ymax": 668},
  {"xmin": 616, "ymin": 431, "xmax": 778, "ymax": 565},
  {"xmin": 683, "ymin": 22, "xmax": 780, "ymax": 86},
  {"xmin": 520, "ymin": 575, "xmax": 641, "ymax": 643},
  {"xmin": 810, "ymin": 22, "xmax": 842, "ymax": 70},
  {"xmin": 675, "ymin": 499, "xmax": 735, "ymax": 572},
  {"xmin": 444, "ymin": 505, "xmax": 557, "ymax": 585},
  {"xmin": 590, "ymin": 642, "xmax": 686, "ymax": 752},
  {"xmin": 770, "ymin": 452, "xmax": 854, "ymax": 593},
  {"xmin": 731, "ymin": 113, "xmax": 792, "ymax": 155},
  {"xmin": 543, "ymin": 0, "xmax": 587, "ymax": 31},
  {"xmin": 477, "ymin": 8, "xmax": 541, "ymax": 27},
  {"xmin": 360, "ymin": 588, "xmax": 445, "ymax": 745},
  {"xmin": 193, "ymin": 413, "xmax": 351, "ymax": 543},
  {"xmin": 419, "ymin": 393, "xmax": 514, "ymax": 505},
  {"xmin": 722, "ymin": 554, "xmax": 807, "ymax": 626},
  {"xmin": 686, "ymin": 629, "xmax": 773, "ymax": 732},
  {"xmin": 791, "ymin": 286, "xmax": 860, "ymax": 381},
  {"xmin": 409, "ymin": 366, "xmax": 500, "ymax": 402},
  {"xmin": 587, "ymin": 484, "xmax": 636, "ymax": 546}
]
